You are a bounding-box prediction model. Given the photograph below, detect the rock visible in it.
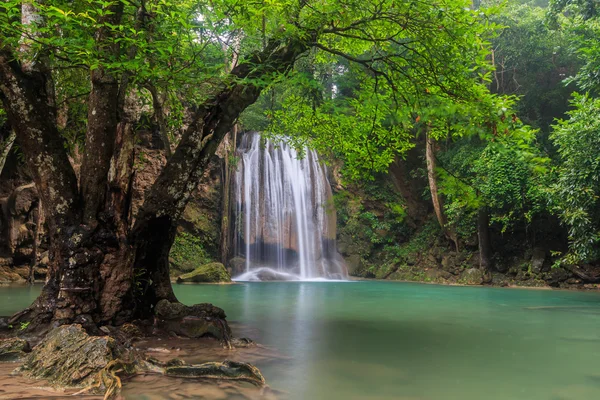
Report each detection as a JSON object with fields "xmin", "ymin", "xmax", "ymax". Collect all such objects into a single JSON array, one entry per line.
[
  {"xmin": 228, "ymin": 257, "xmax": 246, "ymax": 276},
  {"xmin": 238, "ymin": 267, "xmax": 299, "ymax": 281},
  {"xmin": 176, "ymin": 262, "xmax": 231, "ymax": 283},
  {"xmin": 0, "ymin": 338, "xmax": 30, "ymax": 361},
  {"xmin": 345, "ymin": 254, "xmax": 362, "ymax": 276},
  {"xmin": 461, "ymin": 268, "xmax": 485, "ymax": 285},
  {"xmin": 120, "ymin": 323, "xmax": 143, "ymax": 339},
  {"xmin": 154, "ymin": 299, "xmax": 231, "ymax": 340},
  {"xmin": 546, "ymin": 267, "xmax": 571, "ymax": 287},
  {"xmin": 8, "ymin": 184, "xmax": 37, "ymax": 216},
  {"xmin": 0, "ymin": 266, "xmax": 26, "ymax": 283},
  {"xmin": 427, "ymin": 268, "xmax": 452, "ymax": 281},
  {"xmin": 531, "ymin": 247, "xmax": 546, "ymax": 274},
  {"xmin": 230, "ymin": 337, "xmax": 255, "ymax": 348},
  {"xmin": 38, "ymin": 251, "xmax": 50, "ymax": 267},
  {"xmin": 171, "ymin": 259, "xmax": 197, "ymax": 273},
  {"xmin": 164, "ymin": 360, "xmax": 265, "ymax": 386},
  {"xmin": 19, "ymin": 325, "xmax": 126, "ymax": 388}
]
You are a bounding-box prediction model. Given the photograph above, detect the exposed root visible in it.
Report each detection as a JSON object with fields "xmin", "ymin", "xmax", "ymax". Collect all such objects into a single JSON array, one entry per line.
[{"xmin": 8, "ymin": 324, "xmax": 267, "ymax": 400}]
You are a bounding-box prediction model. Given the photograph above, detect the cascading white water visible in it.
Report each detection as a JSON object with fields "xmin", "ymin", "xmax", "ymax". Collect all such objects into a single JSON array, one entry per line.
[{"xmin": 232, "ymin": 132, "xmax": 347, "ymax": 281}]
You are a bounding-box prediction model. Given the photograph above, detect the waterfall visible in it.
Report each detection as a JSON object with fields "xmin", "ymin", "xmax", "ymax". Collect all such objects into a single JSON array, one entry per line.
[{"xmin": 231, "ymin": 132, "xmax": 347, "ymax": 281}]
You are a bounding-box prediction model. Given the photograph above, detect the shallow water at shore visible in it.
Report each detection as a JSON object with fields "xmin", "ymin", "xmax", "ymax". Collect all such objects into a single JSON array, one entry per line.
[{"xmin": 2, "ymin": 281, "xmax": 600, "ymax": 399}]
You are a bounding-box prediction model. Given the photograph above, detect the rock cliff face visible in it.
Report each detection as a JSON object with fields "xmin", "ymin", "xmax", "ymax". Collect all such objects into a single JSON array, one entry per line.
[
  {"xmin": 0, "ymin": 126, "xmax": 226, "ymax": 283},
  {"xmin": 0, "ymin": 180, "xmax": 48, "ymax": 282}
]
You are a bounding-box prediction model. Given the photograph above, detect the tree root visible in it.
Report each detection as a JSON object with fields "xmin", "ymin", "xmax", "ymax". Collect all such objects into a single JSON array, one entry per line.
[
  {"xmin": 10, "ymin": 324, "xmax": 267, "ymax": 400},
  {"xmin": 72, "ymin": 358, "xmax": 266, "ymax": 399}
]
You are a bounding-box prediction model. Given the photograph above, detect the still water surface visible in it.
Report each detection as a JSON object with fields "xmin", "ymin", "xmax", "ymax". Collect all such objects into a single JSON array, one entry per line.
[{"xmin": 2, "ymin": 281, "xmax": 600, "ymax": 400}]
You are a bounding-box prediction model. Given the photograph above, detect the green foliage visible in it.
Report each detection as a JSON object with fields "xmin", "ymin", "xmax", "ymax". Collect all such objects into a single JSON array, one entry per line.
[
  {"xmin": 383, "ymin": 219, "xmax": 441, "ymax": 265},
  {"xmin": 487, "ymin": 2, "xmax": 579, "ymax": 135},
  {"xmin": 550, "ymin": 93, "xmax": 600, "ymax": 263},
  {"xmin": 170, "ymin": 232, "xmax": 211, "ymax": 270},
  {"xmin": 548, "ymin": 0, "xmax": 600, "ymax": 92}
]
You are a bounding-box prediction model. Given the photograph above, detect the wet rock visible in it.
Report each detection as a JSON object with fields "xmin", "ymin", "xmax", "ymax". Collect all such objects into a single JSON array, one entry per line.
[
  {"xmin": 0, "ymin": 266, "xmax": 26, "ymax": 283},
  {"xmin": 176, "ymin": 262, "xmax": 231, "ymax": 283},
  {"xmin": 239, "ymin": 267, "xmax": 299, "ymax": 281},
  {"xmin": 345, "ymin": 254, "xmax": 362, "ymax": 276},
  {"xmin": 228, "ymin": 257, "xmax": 245, "ymax": 276},
  {"xmin": 154, "ymin": 299, "xmax": 231, "ymax": 340},
  {"xmin": 120, "ymin": 323, "xmax": 144, "ymax": 340},
  {"xmin": 461, "ymin": 268, "xmax": 485, "ymax": 285},
  {"xmin": 0, "ymin": 338, "xmax": 30, "ymax": 361},
  {"xmin": 427, "ymin": 268, "xmax": 452, "ymax": 281},
  {"xmin": 546, "ymin": 267, "xmax": 571, "ymax": 287},
  {"xmin": 19, "ymin": 324, "xmax": 125, "ymax": 387},
  {"xmin": 531, "ymin": 247, "xmax": 546, "ymax": 274},
  {"xmin": 164, "ymin": 360, "xmax": 265, "ymax": 386},
  {"xmin": 230, "ymin": 337, "xmax": 255, "ymax": 348}
]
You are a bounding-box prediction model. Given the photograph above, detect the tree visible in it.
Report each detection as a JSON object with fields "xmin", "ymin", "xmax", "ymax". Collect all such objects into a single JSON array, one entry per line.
[
  {"xmin": 0, "ymin": 0, "xmax": 502, "ymax": 328},
  {"xmin": 546, "ymin": 0, "xmax": 600, "ymax": 264},
  {"xmin": 550, "ymin": 94, "xmax": 600, "ymax": 263}
]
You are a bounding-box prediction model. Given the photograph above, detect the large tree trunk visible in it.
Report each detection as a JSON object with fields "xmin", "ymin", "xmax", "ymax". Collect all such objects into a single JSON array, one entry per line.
[{"xmin": 425, "ymin": 132, "xmax": 459, "ymax": 250}]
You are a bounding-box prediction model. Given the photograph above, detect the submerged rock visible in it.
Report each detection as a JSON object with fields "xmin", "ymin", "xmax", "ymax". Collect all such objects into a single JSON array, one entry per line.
[
  {"xmin": 164, "ymin": 360, "xmax": 265, "ymax": 386},
  {"xmin": 0, "ymin": 338, "xmax": 30, "ymax": 361},
  {"xmin": 176, "ymin": 262, "xmax": 231, "ymax": 283},
  {"xmin": 154, "ymin": 299, "xmax": 231, "ymax": 340}
]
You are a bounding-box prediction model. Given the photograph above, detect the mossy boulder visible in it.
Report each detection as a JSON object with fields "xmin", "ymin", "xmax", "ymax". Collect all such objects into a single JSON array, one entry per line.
[
  {"xmin": 176, "ymin": 262, "xmax": 231, "ymax": 283},
  {"xmin": 19, "ymin": 324, "xmax": 128, "ymax": 388},
  {"xmin": 461, "ymin": 268, "xmax": 485, "ymax": 285},
  {"xmin": 154, "ymin": 299, "xmax": 231, "ymax": 339},
  {"xmin": 0, "ymin": 337, "xmax": 30, "ymax": 361}
]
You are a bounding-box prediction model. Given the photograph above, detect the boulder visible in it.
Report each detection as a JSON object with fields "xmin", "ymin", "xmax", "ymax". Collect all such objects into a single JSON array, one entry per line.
[
  {"xmin": 0, "ymin": 266, "xmax": 26, "ymax": 283},
  {"xmin": 531, "ymin": 247, "xmax": 546, "ymax": 274},
  {"xmin": 0, "ymin": 337, "xmax": 30, "ymax": 361},
  {"xmin": 461, "ymin": 268, "xmax": 485, "ymax": 285},
  {"xmin": 228, "ymin": 257, "xmax": 246, "ymax": 276},
  {"xmin": 345, "ymin": 254, "xmax": 362, "ymax": 276},
  {"xmin": 19, "ymin": 324, "xmax": 126, "ymax": 388},
  {"xmin": 165, "ymin": 360, "xmax": 265, "ymax": 386},
  {"xmin": 176, "ymin": 262, "xmax": 231, "ymax": 283},
  {"xmin": 154, "ymin": 299, "xmax": 231, "ymax": 340},
  {"xmin": 545, "ymin": 267, "xmax": 571, "ymax": 287}
]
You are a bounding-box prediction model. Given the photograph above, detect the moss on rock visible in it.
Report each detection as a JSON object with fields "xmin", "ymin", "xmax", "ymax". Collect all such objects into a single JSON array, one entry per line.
[
  {"xmin": 154, "ymin": 299, "xmax": 231, "ymax": 340},
  {"xmin": 176, "ymin": 262, "xmax": 231, "ymax": 283},
  {"xmin": 0, "ymin": 337, "xmax": 30, "ymax": 361},
  {"xmin": 19, "ymin": 324, "xmax": 128, "ymax": 388}
]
